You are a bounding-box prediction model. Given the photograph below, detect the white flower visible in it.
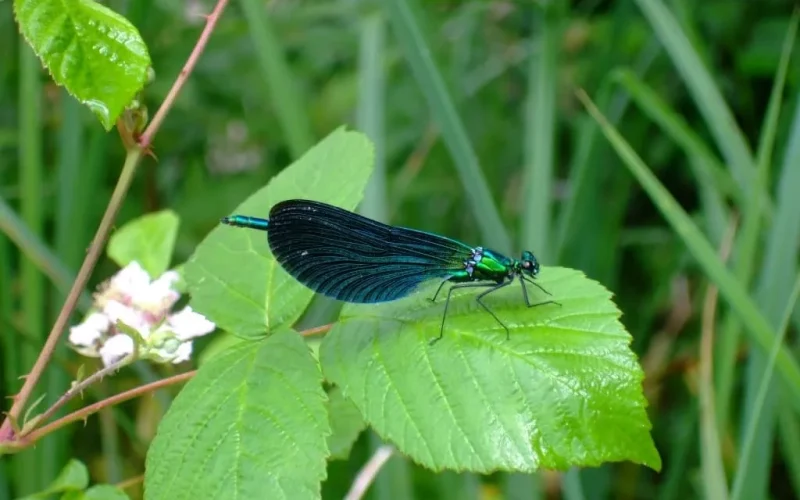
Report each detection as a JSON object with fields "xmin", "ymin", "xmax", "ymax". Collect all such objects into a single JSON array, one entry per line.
[
  {"xmin": 108, "ymin": 262, "xmax": 150, "ymax": 299},
  {"xmin": 166, "ymin": 306, "xmax": 216, "ymax": 340},
  {"xmin": 99, "ymin": 334, "xmax": 135, "ymax": 367},
  {"xmin": 171, "ymin": 341, "xmax": 193, "ymax": 363},
  {"xmin": 132, "ymin": 270, "xmax": 181, "ymax": 314},
  {"xmin": 67, "ymin": 260, "xmax": 216, "ymax": 367},
  {"xmin": 68, "ymin": 313, "xmax": 111, "ymax": 356},
  {"xmin": 103, "ymin": 300, "xmax": 151, "ymax": 339}
]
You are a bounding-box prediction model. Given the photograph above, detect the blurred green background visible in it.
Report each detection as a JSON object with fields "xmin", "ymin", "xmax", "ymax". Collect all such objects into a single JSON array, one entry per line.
[{"xmin": 1, "ymin": 0, "xmax": 799, "ymax": 498}]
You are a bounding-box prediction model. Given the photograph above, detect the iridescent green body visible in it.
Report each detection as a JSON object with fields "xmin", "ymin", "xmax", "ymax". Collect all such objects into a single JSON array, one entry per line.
[{"xmin": 448, "ymin": 248, "xmax": 512, "ymax": 283}]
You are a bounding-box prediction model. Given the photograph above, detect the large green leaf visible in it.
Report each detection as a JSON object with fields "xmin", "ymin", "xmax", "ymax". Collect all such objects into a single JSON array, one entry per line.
[
  {"xmin": 144, "ymin": 330, "xmax": 330, "ymax": 500},
  {"xmin": 107, "ymin": 210, "xmax": 180, "ymax": 278},
  {"xmin": 327, "ymin": 386, "xmax": 366, "ymax": 460},
  {"xmin": 184, "ymin": 127, "xmax": 374, "ymax": 338},
  {"xmin": 320, "ymin": 267, "xmax": 660, "ymax": 472},
  {"xmin": 13, "ymin": 0, "xmax": 151, "ymax": 130}
]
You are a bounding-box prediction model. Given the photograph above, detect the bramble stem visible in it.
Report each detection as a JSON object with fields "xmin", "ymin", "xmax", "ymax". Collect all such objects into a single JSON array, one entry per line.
[
  {"xmin": 0, "ymin": 0, "xmax": 232, "ymax": 443},
  {"xmin": 0, "ymin": 149, "xmax": 141, "ymax": 441},
  {"xmin": 19, "ymin": 356, "xmax": 134, "ymax": 438},
  {"xmin": 9, "ymin": 371, "xmax": 196, "ymax": 450},
  {"xmin": 139, "ymin": 0, "xmax": 231, "ymax": 148},
  {"xmin": 1, "ymin": 322, "xmax": 334, "ymax": 451}
]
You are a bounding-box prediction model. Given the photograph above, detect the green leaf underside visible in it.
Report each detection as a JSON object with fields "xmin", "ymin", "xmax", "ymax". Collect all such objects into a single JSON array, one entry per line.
[
  {"xmin": 14, "ymin": 0, "xmax": 151, "ymax": 130},
  {"xmin": 144, "ymin": 330, "xmax": 330, "ymax": 500},
  {"xmin": 320, "ymin": 267, "xmax": 661, "ymax": 473},
  {"xmin": 327, "ymin": 386, "xmax": 367, "ymax": 460},
  {"xmin": 107, "ymin": 210, "xmax": 180, "ymax": 278},
  {"xmin": 185, "ymin": 127, "xmax": 374, "ymax": 338}
]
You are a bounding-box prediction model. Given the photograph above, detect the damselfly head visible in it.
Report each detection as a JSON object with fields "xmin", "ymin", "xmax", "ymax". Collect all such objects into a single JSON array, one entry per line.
[{"xmin": 519, "ymin": 251, "xmax": 540, "ymax": 277}]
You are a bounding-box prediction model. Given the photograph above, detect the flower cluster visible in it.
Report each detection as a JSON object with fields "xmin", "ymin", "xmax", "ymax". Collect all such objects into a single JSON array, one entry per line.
[{"xmin": 68, "ymin": 262, "xmax": 215, "ymax": 367}]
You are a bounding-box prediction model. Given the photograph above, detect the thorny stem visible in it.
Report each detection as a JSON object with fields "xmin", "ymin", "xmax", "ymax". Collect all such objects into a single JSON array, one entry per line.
[
  {"xmin": 139, "ymin": 0, "xmax": 231, "ymax": 148},
  {"xmin": 0, "ymin": 0, "xmax": 232, "ymax": 443},
  {"xmin": 0, "ymin": 150, "xmax": 141, "ymax": 441},
  {"xmin": 9, "ymin": 371, "xmax": 197, "ymax": 451},
  {"xmin": 2, "ymin": 323, "xmax": 334, "ymax": 451},
  {"xmin": 19, "ymin": 356, "xmax": 134, "ymax": 438}
]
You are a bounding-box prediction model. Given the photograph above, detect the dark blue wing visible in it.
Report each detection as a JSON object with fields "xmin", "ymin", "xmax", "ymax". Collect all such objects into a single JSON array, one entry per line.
[{"xmin": 266, "ymin": 199, "xmax": 474, "ymax": 303}]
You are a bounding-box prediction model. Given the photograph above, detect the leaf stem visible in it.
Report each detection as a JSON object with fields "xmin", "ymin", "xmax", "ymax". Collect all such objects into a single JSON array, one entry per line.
[
  {"xmin": 0, "ymin": 0, "xmax": 233, "ymax": 444},
  {"xmin": 7, "ymin": 371, "xmax": 196, "ymax": 451},
  {"xmin": 1, "ymin": 321, "xmax": 334, "ymax": 452},
  {"xmin": 18, "ymin": 356, "xmax": 134, "ymax": 438},
  {"xmin": 138, "ymin": 0, "xmax": 231, "ymax": 149},
  {"xmin": 299, "ymin": 323, "xmax": 333, "ymax": 337},
  {"xmin": 0, "ymin": 149, "xmax": 142, "ymax": 441}
]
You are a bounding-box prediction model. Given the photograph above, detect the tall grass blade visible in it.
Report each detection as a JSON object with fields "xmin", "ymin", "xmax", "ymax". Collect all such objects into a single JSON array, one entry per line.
[
  {"xmin": 730, "ymin": 13, "xmax": 799, "ymax": 498},
  {"xmin": 15, "ymin": 41, "xmax": 48, "ymax": 493},
  {"xmin": 610, "ymin": 69, "xmax": 741, "ymax": 208},
  {"xmin": 383, "ymin": 0, "xmax": 511, "ymax": 253},
  {"xmin": 0, "ymin": 197, "xmax": 92, "ymax": 310},
  {"xmin": 555, "ymin": 36, "xmax": 661, "ymax": 265},
  {"xmin": 731, "ymin": 273, "xmax": 800, "ymax": 500},
  {"xmin": 240, "ymin": 0, "xmax": 315, "ymax": 158},
  {"xmin": 561, "ymin": 468, "xmax": 586, "ymax": 500},
  {"xmin": 578, "ymin": 90, "xmax": 800, "ymax": 410},
  {"xmin": 632, "ymin": 0, "xmax": 756, "ymax": 189},
  {"xmin": 521, "ymin": 4, "xmax": 561, "ymax": 262},
  {"xmin": 777, "ymin": 406, "xmax": 800, "ymax": 497},
  {"xmin": 698, "ymin": 221, "xmax": 736, "ymax": 500},
  {"xmin": 357, "ymin": 12, "xmax": 387, "ymax": 223}
]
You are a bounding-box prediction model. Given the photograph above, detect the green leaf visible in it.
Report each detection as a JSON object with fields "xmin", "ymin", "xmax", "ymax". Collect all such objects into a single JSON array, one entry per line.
[
  {"xmin": 13, "ymin": 0, "xmax": 151, "ymax": 130},
  {"xmin": 18, "ymin": 459, "xmax": 89, "ymax": 499},
  {"xmin": 81, "ymin": 484, "xmax": 131, "ymax": 500},
  {"xmin": 320, "ymin": 267, "xmax": 661, "ymax": 472},
  {"xmin": 197, "ymin": 331, "xmax": 248, "ymax": 366},
  {"xmin": 107, "ymin": 210, "xmax": 180, "ymax": 278},
  {"xmin": 145, "ymin": 330, "xmax": 330, "ymax": 499},
  {"xmin": 327, "ymin": 386, "xmax": 366, "ymax": 460},
  {"xmin": 184, "ymin": 127, "xmax": 374, "ymax": 339},
  {"xmin": 47, "ymin": 459, "xmax": 89, "ymax": 492}
]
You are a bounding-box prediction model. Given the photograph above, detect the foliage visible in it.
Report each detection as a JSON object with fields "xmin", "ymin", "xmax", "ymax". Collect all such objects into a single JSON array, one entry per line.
[
  {"xmin": 1, "ymin": 0, "xmax": 799, "ymax": 499},
  {"xmin": 13, "ymin": 0, "xmax": 151, "ymax": 130}
]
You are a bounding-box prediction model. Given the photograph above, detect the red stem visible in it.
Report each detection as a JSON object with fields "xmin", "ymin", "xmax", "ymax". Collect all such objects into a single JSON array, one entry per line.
[
  {"xmin": 13, "ymin": 371, "xmax": 196, "ymax": 449},
  {"xmin": 0, "ymin": 0, "xmax": 232, "ymax": 442},
  {"xmin": 139, "ymin": 0, "xmax": 230, "ymax": 149}
]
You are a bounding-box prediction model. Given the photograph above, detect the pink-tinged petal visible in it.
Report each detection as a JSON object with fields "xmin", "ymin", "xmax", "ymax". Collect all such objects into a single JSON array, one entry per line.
[
  {"xmin": 133, "ymin": 270, "xmax": 181, "ymax": 313},
  {"xmin": 99, "ymin": 334, "xmax": 135, "ymax": 367},
  {"xmin": 167, "ymin": 306, "xmax": 216, "ymax": 340},
  {"xmin": 104, "ymin": 300, "xmax": 152, "ymax": 339},
  {"xmin": 109, "ymin": 261, "xmax": 151, "ymax": 297}
]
